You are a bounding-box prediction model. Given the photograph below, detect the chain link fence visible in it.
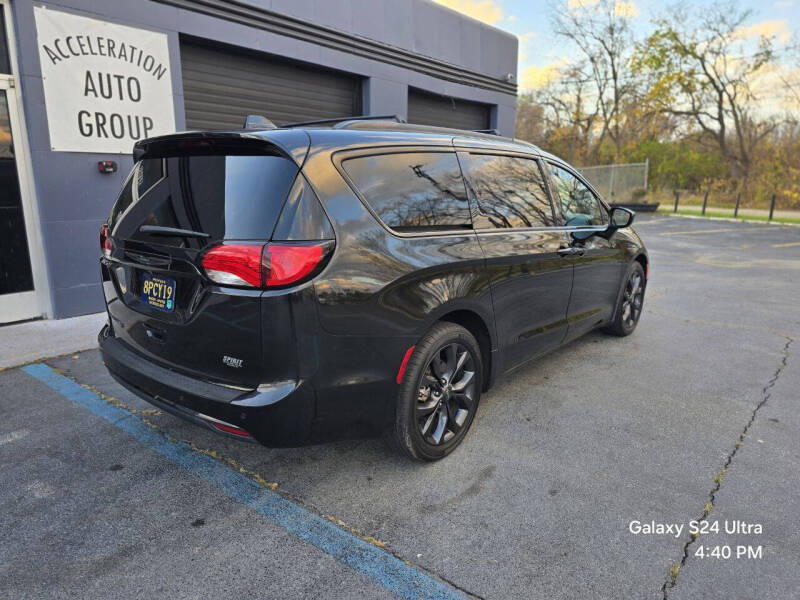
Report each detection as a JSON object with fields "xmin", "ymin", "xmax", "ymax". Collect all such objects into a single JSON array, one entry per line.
[
  {"xmin": 573, "ymin": 161, "xmax": 800, "ymax": 222},
  {"xmin": 577, "ymin": 161, "xmax": 649, "ymax": 204}
]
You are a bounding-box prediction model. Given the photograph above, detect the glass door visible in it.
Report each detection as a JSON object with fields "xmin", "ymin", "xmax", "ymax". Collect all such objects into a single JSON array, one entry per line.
[
  {"xmin": 0, "ymin": 3, "xmax": 43, "ymax": 322},
  {"xmin": 0, "ymin": 85, "xmax": 34, "ymax": 294}
]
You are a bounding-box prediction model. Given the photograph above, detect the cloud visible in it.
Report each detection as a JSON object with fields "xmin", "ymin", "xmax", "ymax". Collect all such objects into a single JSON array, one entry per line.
[
  {"xmin": 736, "ymin": 19, "xmax": 791, "ymax": 44},
  {"xmin": 774, "ymin": 1, "xmax": 793, "ymax": 7},
  {"xmin": 517, "ymin": 32, "xmax": 536, "ymax": 61},
  {"xmin": 749, "ymin": 60, "xmax": 800, "ymax": 112},
  {"xmin": 614, "ymin": 1, "xmax": 638, "ymax": 18},
  {"xmin": 519, "ymin": 63, "xmax": 562, "ymax": 90},
  {"xmin": 567, "ymin": 0, "xmax": 600, "ymax": 8},
  {"xmin": 431, "ymin": 0, "xmax": 503, "ymax": 25},
  {"xmin": 567, "ymin": 0, "xmax": 638, "ymax": 18}
]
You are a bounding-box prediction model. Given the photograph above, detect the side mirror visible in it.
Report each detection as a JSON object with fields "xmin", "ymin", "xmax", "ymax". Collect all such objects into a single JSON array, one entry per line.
[{"xmin": 610, "ymin": 207, "xmax": 635, "ymax": 229}]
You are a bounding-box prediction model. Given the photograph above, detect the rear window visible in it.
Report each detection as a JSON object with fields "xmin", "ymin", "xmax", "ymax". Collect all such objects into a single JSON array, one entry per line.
[
  {"xmin": 464, "ymin": 154, "xmax": 555, "ymax": 229},
  {"xmin": 108, "ymin": 155, "xmax": 298, "ymax": 243},
  {"xmin": 343, "ymin": 151, "xmax": 471, "ymax": 233}
]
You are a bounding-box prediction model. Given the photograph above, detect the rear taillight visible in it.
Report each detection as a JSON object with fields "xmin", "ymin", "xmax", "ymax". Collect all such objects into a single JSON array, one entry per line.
[
  {"xmin": 200, "ymin": 242, "xmax": 330, "ymax": 289},
  {"xmin": 100, "ymin": 224, "xmax": 113, "ymax": 258},
  {"xmin": 263, "ymin": 244, "xmax": 324, "ymax": 287},
  {"xmin": 200, "ymin": 244, "xmax": 264, "ymax": 287}
]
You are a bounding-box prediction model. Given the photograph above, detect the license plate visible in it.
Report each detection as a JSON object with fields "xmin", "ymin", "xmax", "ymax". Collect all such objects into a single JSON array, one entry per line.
[{"xmin": 141, "ymin": 274, "xmax": 176, "ymax": 313}]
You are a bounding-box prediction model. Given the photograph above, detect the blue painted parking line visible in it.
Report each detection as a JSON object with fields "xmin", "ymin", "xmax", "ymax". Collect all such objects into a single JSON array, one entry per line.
[{"xmin": 22, "ymin": 363, "xmax": 466, "ymax": 600}]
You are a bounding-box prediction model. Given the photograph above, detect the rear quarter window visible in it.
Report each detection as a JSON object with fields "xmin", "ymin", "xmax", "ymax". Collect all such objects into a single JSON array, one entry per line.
[{"xmin": 343, "ymin": 151, "xmax": 472, "ymax": 233}]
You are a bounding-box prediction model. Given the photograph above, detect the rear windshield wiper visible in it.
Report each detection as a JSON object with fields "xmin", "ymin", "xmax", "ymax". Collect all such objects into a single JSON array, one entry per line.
[{"xmin": 139, "ymin": 225, "xmax": 210, "ymax": 238}]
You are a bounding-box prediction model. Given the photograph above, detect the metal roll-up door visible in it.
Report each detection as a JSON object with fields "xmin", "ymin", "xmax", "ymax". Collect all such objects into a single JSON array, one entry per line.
[
  {"xmin": 181, "ymin": 40, "xmax": 363, "ymax": 129},
  {"xmin": 407, "ymin": 88, "xmax": 491, "ymax": 131}
]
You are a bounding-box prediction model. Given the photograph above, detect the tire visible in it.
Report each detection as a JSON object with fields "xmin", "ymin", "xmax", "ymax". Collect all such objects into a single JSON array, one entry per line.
[
  {"xmin": 603, "ymin": 261, "xmax": 646, "ymax": 337},
  {"xmin": 394, "ymin": 322, "xmax": 483, "ymax": 461}
]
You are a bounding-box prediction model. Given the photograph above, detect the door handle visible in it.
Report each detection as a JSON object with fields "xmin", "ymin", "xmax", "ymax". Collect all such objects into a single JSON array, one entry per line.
[{"xmin": 557, "ymin": 247, "xmax": 586, "ymax": 257}]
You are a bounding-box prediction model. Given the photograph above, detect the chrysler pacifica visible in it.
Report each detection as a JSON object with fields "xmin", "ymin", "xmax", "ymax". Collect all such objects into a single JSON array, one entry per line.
[{"xmin": 98, "ymin": 117, "xmax": 648, "ymax": 460}]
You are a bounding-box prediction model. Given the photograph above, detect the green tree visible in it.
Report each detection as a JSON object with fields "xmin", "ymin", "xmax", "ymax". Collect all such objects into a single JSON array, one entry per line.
[
  {"xmin": 626, "ymin": 139, "xmax": 726, "ymax": 189},
  {"xmin": 634, "ymin": 2, "xmax": 781, "ymax": 187}
]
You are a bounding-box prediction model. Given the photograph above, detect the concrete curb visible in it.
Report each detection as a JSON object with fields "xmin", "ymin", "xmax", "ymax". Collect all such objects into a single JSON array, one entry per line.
[
  {"xmin": 0, "ymin": 312, "xmax": 107, "ymax": 370},
  {"xmin": 654, "ymin": 212, "xmax": 800, "ymax": 227}
]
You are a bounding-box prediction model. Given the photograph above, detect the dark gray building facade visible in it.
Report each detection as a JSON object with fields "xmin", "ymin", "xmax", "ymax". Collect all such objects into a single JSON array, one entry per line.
[{"xmin": 0, "ymin": 0, "xmax": 518, "ymax": 321}]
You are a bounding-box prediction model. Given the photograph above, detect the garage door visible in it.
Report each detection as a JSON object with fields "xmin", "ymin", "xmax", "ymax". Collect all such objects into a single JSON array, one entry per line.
[
  {"xmin": 181, "ymin": 40, "xmax": 363, "ymax": 129},
  {"xmin": 407, "ymin": 88, "xmax": 491, "ymax": 131}
]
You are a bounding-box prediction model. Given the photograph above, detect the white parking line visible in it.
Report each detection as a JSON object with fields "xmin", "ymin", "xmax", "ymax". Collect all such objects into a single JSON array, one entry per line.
[
  {"xmin": 772, "ymin": 241, "xmax": 800, "ymax": 248},
  {"xmin": 659, "ymin": 227, "xmax": 774, "ymax": 235},
  {"xmin": 631, "ymin": 218, "xmax": 676, "ymax": 226}
]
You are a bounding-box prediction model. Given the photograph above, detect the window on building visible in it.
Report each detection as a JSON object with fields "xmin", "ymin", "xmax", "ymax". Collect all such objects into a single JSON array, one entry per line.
[
  {"xmin": 546, "ymin": 163, "xmax": 608, "ymax": 227},
  {"xmin": 343, "ymin": 152, "xmax": 472, "ymax": 232},
  {"xmin": 464, "ymin": 154, "xmax": 555, "ymax": 229},
  {"xmin": 0, "ymin": 6, "xmax": 10, "ymax": 74}
]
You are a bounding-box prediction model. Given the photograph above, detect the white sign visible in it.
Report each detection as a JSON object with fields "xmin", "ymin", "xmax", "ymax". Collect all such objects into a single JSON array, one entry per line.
[{"xmin": 34, "ymin": 7, "xmax": 176, "ymax": 153}]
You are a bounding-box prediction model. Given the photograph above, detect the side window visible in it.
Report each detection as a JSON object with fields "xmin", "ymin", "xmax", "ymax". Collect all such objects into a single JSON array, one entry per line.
[
  {"xmin": 463, "ymin": 154, "xmax": 555, "ymax": 229},
  {"xmin": 135, "ymin": 158, "xmax": 164, "ymax": 199},
  {"xmin": 108, "ymin": 171, "xmax": 134, "ymax": 227},
  {"xmin": 108, "ymin": 159, "xmax": 165, "ymax": 228},
  {"xmin": 343, "ymin": 152, "xmax": 471, "ymax": 232},
  {"xmin": 546, "ymin": 163, "xmax": 608, "ymax": 227}
]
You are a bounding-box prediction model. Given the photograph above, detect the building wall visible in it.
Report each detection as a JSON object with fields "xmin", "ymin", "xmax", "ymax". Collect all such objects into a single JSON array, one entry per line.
[{"xmin": 10, "ymin": 0, "xmax": 518, "ymax": 318}]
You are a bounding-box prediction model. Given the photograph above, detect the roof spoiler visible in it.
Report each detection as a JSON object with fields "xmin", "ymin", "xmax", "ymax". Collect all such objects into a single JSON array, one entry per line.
[{"xmin": 132, "ymin": 131, "xmax": 292, "ymax": 162}]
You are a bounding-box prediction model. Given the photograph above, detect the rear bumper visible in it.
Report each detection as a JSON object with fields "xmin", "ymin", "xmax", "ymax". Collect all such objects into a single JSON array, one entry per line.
[{"xmin": 99, "ymin": 325, "xmax": 314, "ymax": 446}]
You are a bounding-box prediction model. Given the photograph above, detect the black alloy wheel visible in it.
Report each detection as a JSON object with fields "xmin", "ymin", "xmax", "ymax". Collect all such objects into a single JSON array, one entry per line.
[
  {"xmin": 394, "ymin": 322, "xmax": 483, "ymax": 461},
  {"xmin": 604, "ymin": 261, "xmax": 646, "ymax": 336},
  {"xmin": 415, "ymin": 342, "xmax": 477, "ymax": 446},
  {"xmin": 621, "ymin": 269, "xmax": 644, "ymax": 328}
]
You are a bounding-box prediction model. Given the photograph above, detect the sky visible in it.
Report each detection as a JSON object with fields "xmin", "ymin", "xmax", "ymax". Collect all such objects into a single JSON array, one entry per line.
[{"xmin": 432, "ymin": 0, "xmax": 800, "ymax": 98}]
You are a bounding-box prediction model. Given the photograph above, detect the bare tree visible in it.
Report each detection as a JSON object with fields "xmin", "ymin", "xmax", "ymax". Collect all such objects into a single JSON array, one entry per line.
[
  {"xmin": 547, "ymin": 0, "xmax": 640, "ymax": 161},
  {"xmin": 514, "ymin": 93, "xmax": 546, "ymax": 144},
  {"xmin": 779, "ymin": 33, "xmax": 800, "ymax": 109},
  {"xmin": 529, "ymin": 62, "xmax": 603, "ymax": 164}
]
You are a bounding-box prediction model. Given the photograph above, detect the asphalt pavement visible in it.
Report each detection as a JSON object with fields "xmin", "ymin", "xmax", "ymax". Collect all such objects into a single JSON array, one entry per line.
[{"xmin": 2, "ymin": 214, "xmax": 798, "ymax": 599}]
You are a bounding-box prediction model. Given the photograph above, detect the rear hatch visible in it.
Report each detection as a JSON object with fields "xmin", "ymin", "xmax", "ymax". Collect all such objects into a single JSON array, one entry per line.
[{"xmin": 103, "ymin": 134, "xmax": 302, "ymax": 388}]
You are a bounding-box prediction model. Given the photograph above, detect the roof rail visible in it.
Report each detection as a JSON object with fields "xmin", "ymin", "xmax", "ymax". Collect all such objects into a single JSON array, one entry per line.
[
  {"xmin": 330, "ymin": 119, "xmax": 528, "ymax": 143},
  {"xmin": 512, "ymin": 138, "xmax": 540, "ymax": 150},
  {"xmin": 282, "ymin": 114, "xmax": 406, "ymax": 128}
]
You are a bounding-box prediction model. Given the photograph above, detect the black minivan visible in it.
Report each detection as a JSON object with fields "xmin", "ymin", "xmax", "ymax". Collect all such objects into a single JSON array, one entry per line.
[{"xmin": 99, "ymin": 117, "xmax": 647, "ymax": 460}]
